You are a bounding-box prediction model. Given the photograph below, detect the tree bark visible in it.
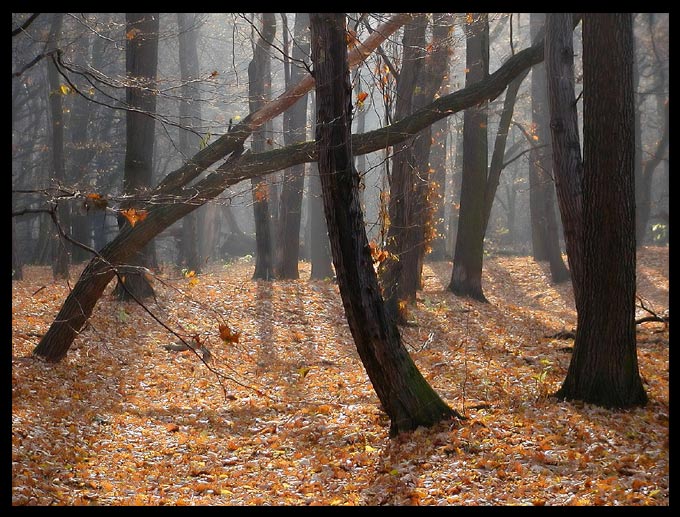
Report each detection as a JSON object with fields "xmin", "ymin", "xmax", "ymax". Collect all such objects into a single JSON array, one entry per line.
[
  {"xmin": 550, "ymin": 13, "xmax": 647, "ymax": 407},
  {"xmin": 113, "ymin": 13, "xmax": 159, "ymax": 301},
  {"xmin": 46, "ymin": 13, "xmax": 70, "ymax": 280},
  {"xmin": 449, "ymin": 13, "xmax": 489, "ymax": 302},
  {"xmin": 545, "ymin": 14, "xmax": 585, "ymax": 308},
  {"xmin": 249, "ymin": 13, "xmax": 276, "ymax": 280},
  {"xmin": 33, "ymin": 15, "xmax": 577, "ymax": 363},
  {"xmin": 311, "ymin": 12, "xmax": 461, "ymax": 436},
  {"xmin": 529, "ymin": 13, "xmax": 570, "ymax": 282},
  {"xmin": 276, "ymin": 13, "xmax": 310, "ymax": 279}
]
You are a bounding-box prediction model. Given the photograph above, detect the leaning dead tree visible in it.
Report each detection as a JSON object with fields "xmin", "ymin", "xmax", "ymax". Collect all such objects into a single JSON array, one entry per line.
[{"xmin": 33, "ymin": 14, "xmax": 578, "ymax": 363}]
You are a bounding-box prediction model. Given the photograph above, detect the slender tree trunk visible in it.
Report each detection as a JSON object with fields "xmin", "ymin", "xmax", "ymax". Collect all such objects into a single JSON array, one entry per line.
[
  {"xmin": 381, "ymin": 14, "xmax": 428, "ymax": 322},
  {"xmin": 529, "ymin": 13, "xmax": 570, "ymax": 282},
  {"xmin": 449, "ymin": 13, "xmax": 489, "ymax": 302},
  {"xmin": 249, "ymin": 13, "xmax": 276, "ymax": 280},
  {"xmin": 46, "ymin": 13, "xmax": 70, "ymax": 280},
  {"xmin": 427, "ymin": 117, "xmax": 449, "ymax": 261},
  {"xmin": 311, "ymin": 12, "xmax": 461, "ymax": 436},
  {"xmin": 177, "ymin": 13, "xmax": 203, "ymax": 273},
  {"xmin": 277, "ymin": 13, "xmax": 310, "ymax": 279},
  {"xmin": 113, "ymin": 13, "xmax": 159, "ymax": 300}
]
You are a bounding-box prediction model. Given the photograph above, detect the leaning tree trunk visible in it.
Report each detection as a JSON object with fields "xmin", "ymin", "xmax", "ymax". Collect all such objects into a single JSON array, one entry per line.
[
  {"xmin": 33, "ymin": 15, "xmax": 570, "ymax": 363},
  {"xmin": 113, "ymin": 13, "xmax": 159, "ymax": 300},
  {"xmin": 449, "ymin": 13, "xmax": 489, "ymax": 302},
  {"xmin": 549, "ymin": 13, "xmax": 647, "ymax": 407},
  {"xmin": 310, "ymin": 12, "xmax": 461, "ymax": 436}
]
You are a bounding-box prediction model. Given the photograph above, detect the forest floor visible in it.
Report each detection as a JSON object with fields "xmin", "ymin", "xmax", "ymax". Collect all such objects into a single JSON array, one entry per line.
[{"xmin": 12, "ymin": 246, "xmax": 668, "ymax": 506}]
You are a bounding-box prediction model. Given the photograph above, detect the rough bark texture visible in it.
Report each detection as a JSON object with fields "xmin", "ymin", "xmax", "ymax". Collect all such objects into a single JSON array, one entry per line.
[
  {"xmin": 311, "ymin": 13, "xmax": 459, "ymax": 436},
  {"xmin": 449, "ymin": 13, "xmax": 489, "ymax": 302},
  {"xmin": 575, "ymin": 12, "xmax": 647, "ymax": 405},
  {"xmin": 552, "ymin": 13, "xmax": 647, "ymax": 407},
  {"xmin": 33, "ymin": 15, "xmax": 574, "ymax": 363},
  {"xmin": 545, "ymin": 14, "xmax": 585, "ymax": 308}
]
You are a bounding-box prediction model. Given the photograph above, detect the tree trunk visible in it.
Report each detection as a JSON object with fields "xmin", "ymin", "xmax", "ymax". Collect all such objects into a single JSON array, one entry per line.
[
  {"xmin": 177, "ymin": 13, "xmax": 204, "ymax": 273},
  {"xmin": 249, "ymin": 13, "xmax": 276, "ymax": 280},
  {"xmin": 113, "ymin": 13, "xmax": 159, "ymax": 300},
  {"xmin": 381, "ymin": 14, "xmax": 428, "ymax": 322},
  {"xmin": 276, "ymin": 13, "xmax": 310, "ymax": 279},
  {"xmin": 449, "ymin": 13, "xmax": 489, "ymax": 302},
  {"xmin": 529, "ymin": 13, "xmax": 570, "ymax": 282},
  {"xmin": 46, "ymin": 13, "xmax": 70, "ymax": 280},
  {"xmin": 549, "ymin": 14, "xmax": 647, "ymax": 407},
  {"xmin": 310, "ymin": 12, "xmax": 461, "ymax": 436},
  {"xmin": 33, "ymin": 15, "xmax": 572, "ymax": 363},
  {"xmin": 545, "ymin": 14, "xmax": 585, "ymax": 308}
]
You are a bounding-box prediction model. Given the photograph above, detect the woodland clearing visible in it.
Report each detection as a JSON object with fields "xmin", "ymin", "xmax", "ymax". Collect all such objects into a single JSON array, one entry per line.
[{"xmin": 12, "ymin": 246, "xmax": 668, "ymax": 506}]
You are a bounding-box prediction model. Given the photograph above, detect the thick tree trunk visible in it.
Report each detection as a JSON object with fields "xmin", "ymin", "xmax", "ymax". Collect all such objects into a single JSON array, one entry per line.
[
  {"xmin": 113, "ymin": 13, "xmax": 159, "ymax": 301},
  {"xmin": 249, "ymin": 13, "xmax": 276, "ymax": 280},
  {"xmin": 550, "ymin": 14, "xmax": 647, "ymax": 407},
  {"xmin": 33, "ymin": 16, "xmax": 575, "ymax": 363},
  {"xmin": 449, "ymin": 13, "xmax": 489, "ymax": 303},
  {"xmin": 277, "ymin": 13, "xmax": 310, "ymax": 279},
  {"xmin": 311, "ymin": 12, "xmax": 460, "ymax": 436}
]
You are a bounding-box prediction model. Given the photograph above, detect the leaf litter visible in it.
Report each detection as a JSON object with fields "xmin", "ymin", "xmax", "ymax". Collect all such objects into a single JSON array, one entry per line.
[{"xmin": 12, "ymin": 247, "xmax": 668, "ymax": 505}]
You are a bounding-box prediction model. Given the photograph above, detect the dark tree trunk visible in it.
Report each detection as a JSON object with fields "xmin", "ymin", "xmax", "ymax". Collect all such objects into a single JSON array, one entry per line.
[
  {"xmin": 310, "ymin": 12, "xmax": 461, "ymax": 436},
  {"xmin": 249, "ymin": 13, "xmax": 276, "ymax": 280},
  {"xmin": 46, "ymin": 13, "xmax": 70, "ymax": 280},
  {"xmin": 549, "ymin": 14, "xmax": 647, "ymax": 407},
  {"xmin": 449, "ymin": 13, "xmax": 489, "ymax": 302},
  {"xmin": 529, "ymin": 13, "xmax": 570, "ymax": 282},
  {"xmin": 277, "ymin": 13, "xmax": 310, "ymax": 279},
  {"xmin": 113, "ymin": 13, "xmax": 159, "ymax": 301},
  {"xmin": 381, "ymin": 14, "xmax": 428, "ymax": 322},
  {"xmin": 177, "ymin": 13, "xmax": 203, "ymax": 273},
  {"xmin": 545, "ymin": 14, "xmax": 585, "ymax": 308},
  {"xmin": 308, "ymin": 148, "xmax": 334, "ymax": 279},
  {"xmin": 33, "ymin": 15, "xmax": 568, "ymax": 363}
]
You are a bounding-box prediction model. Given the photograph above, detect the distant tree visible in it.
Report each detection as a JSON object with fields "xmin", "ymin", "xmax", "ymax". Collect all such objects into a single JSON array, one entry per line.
[
  {"xmin": 528, "ymin": 12, "xmax": 570, "ymax": 282},
  {"xmin": 113, "ymin": 13, "xmax": 159, "ymax": 301},
  {"xmin": 310, "ymin": 12, "xmax": 461, "ymax": 435},
  {"xmin": 276, "ymin": 13, "xmax": 310, "ymax": 279},
  {"xmin": 46, "ymin": 13, "xmax": 70, "ymax": 280},
  {"xmin": 547, "ymin": 13, "xmax": 647, "ymax": 407},
  {"xmin": 448, "ymin": 13, "xmax": 490, "ymax": 302},
  {"xmin": 249, "ymin": 13, "xmax": 276, "ymax": 280},
  {"xmin": 177, "ymin": 13, "xmax": 203, "ymax": 273}
]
